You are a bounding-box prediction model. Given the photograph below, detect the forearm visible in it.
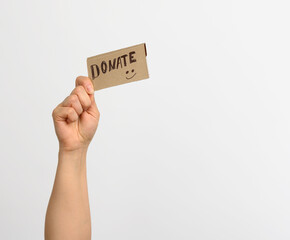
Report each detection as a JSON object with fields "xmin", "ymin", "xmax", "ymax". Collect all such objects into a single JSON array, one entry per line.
[{"xmin": 45, "ymin": 148, "xmax": 91, "ymax": 240}]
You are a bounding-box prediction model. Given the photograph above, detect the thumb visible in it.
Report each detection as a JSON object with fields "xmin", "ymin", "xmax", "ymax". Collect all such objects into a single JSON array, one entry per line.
[{"xmin": 87, "ymin": 92, "xmax": 100, "ymax": 119}]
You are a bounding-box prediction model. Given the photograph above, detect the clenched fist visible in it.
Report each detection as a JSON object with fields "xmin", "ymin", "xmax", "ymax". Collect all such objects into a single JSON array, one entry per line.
[{"xmin": 52, "ymin": 76, "xmax": 100, "ymax": 152}]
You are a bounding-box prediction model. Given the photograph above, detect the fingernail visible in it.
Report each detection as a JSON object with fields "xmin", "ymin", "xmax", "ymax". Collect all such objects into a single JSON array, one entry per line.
[{"xmin": 86, "ymin": 84, "xmax": 94, "ymax": 94}]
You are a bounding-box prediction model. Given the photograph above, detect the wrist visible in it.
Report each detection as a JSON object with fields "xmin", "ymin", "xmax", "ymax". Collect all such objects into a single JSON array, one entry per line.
[
  {"xmin": 58, "ymin": 147, "xmax": 88, "ymax": 171},
  {"xmin": 59, "ymin": 146, "xmax": 88, "ymax": 156},
  {"xmin": 58, "ymin": 141, "xmax": 89, "ymax": 154}
]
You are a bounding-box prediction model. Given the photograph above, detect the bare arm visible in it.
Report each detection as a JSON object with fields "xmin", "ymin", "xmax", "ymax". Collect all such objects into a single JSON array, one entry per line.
[{"xmin": 45, "ymin": 76, "xmax": 100, "ymax": 240}]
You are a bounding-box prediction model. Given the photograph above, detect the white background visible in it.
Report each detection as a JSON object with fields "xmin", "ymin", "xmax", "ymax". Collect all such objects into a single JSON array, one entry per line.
[{"xmin": 1, "ymin": 0, "xmax": 290, "ymax": 239}]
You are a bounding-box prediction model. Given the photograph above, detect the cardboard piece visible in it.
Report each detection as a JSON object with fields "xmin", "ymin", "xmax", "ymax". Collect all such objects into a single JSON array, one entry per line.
[{"xmin": 87, "ymin": 43, "xmax": 149, "ymax": 91}]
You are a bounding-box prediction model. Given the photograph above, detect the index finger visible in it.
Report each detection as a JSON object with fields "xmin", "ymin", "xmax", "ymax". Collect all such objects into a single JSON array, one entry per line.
[{"xmin": 75, "ymin": 76, "xmax": 94, "ymax": 94}]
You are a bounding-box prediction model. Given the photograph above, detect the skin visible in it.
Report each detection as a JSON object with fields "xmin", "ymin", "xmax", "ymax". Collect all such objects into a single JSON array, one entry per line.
[{"xmin": 45, "ymin": 76, "xmax": 100, "ymax": 240}]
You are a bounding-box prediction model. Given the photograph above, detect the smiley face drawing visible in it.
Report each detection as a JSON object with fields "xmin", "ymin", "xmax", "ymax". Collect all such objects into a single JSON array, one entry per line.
[{"xmin": 126, "ymin": 69, "xmax": 136, "ymax": 80}]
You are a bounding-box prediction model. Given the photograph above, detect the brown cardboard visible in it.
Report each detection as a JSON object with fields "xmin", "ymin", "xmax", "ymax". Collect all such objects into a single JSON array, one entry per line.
[{"xmin": 87, "ymin": 43, "xmax": 149, "ymax": 91}]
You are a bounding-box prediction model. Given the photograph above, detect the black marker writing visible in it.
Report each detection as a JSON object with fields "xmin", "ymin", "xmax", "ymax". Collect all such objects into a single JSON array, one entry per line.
[{"xmin": 91, "ymin": 51, "xmax": 136, "ymax": 80}]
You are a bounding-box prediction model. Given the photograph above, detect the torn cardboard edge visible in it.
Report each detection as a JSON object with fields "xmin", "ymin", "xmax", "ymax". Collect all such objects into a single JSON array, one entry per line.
[{"xmin": 87, "ymin": 43, "xmax": 149, "ymax": 91}]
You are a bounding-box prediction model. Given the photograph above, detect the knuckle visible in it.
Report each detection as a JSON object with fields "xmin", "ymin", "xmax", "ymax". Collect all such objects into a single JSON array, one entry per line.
[
  {"xmin": 75, "ymin": 76, "xmax": 91, "ymax": 88},
  {"xmin": 75, "ymin": 85, "xmax": 84, "ymax": 94},
  {"xmin": 94, "ymin": 108, "xmax": 100, "ymax": 120},
  {"xmin": 96, "ymin": 108, "xmax": 100, "ymax": 117},
  {"xmin": 69, "ymin": 94, "xmax": 78, "ymax": 104},
  {"xmin": 52, "ymin": 106, "xmax": 59, "ymax": 117},
  {"xmin": 68, "ymin": 109, "xmax": 77, "ymax": 120},
  {"xmin": 67, "ymin": 108, "xmax": 77, "ymax": 121},
  {"xmin": 52, "ymin": 108, "xmax": 56, "ymax": 117},
  {"xmin": 68, "ymin": 107, "xmax": 75, "ymax": 115},
  {"xmin": 75, "ymin": 76, "xmax": 82, "ymax": 85}
]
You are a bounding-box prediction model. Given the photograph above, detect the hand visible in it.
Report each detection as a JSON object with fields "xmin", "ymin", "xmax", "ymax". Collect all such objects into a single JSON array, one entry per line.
[{"xmin": 52, "ymin": 76, "xmax": 100, "ymax": 152}]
